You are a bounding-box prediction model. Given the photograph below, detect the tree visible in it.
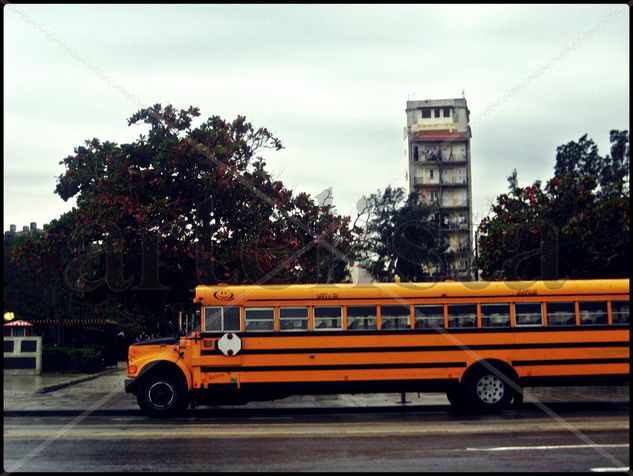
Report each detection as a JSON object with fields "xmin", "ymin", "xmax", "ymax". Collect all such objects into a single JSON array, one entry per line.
[
  {"xmin": 4, "ymin": 232, "xmax": 48, "ymax": 334},
  {"xmin": 475, "ymin": 130, "xmax": 629, "ymax": 280},
  {"xmin": 355, "ymin": 186, "xmax": 452, "ymax": 282},
  {"xmin": 475, "ymin": 177, "xmax": 552, "ymax": 280},
  {"xmin": 12, "ymin": 104, "xmax": 358, "ymax": 339}
]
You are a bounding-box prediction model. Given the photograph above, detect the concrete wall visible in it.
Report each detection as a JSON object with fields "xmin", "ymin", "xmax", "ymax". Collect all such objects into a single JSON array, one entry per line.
[{"xmin": 405, "ymin": 98, "xmax": 469, "ymax": 134}]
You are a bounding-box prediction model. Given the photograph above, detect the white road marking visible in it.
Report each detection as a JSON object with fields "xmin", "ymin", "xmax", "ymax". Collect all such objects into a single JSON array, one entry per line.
[
  {"xmin": 467, "ymin": 444, "xmax": 629, "ymax": 452},
  {"xmin": 590, "ymin": 468, "xmax": 629, "ymax": 472}
]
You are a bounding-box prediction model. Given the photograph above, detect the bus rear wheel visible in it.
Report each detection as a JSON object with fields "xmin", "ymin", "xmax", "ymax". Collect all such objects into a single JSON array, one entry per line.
[
  {"xmin": 137, "ymin": 372, "xmax": 190, "ymax": 418},
  {"xmin": 463, "ymin": 366, "xmax": 515, "ymax": 413},
  {"xmin": 446, "ymin": 385, "xmax": 469, "ymax": 411}
]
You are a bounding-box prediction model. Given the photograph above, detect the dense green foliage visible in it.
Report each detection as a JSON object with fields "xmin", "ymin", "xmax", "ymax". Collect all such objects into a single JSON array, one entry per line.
[
  {"xmin": 42, "ymin": 345, "xmax": 106, "ymax": 373},
  {"xmin": 356, "ymin": 186, "xmax": 452, "ymax": 282},
  {"xmin": 475, "ymin": 130, "xmax": 629, "ymax": 280},
  {"xmin": 4, "ymin": 233, "xmax": 48, "ymax": 328},
  {"xmin": 9, "ymin": 105, "xmax": 358, "ymax": 341}
]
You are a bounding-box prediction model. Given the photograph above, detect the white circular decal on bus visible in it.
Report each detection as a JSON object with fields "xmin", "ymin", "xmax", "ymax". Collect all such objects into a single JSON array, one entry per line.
[{"xmin": 218, "ymin": 333, "xmax": 241, "ymax": 356}]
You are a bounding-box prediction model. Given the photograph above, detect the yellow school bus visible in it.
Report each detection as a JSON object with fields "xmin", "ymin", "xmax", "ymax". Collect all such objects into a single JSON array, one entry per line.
[{"xmin": 125, "ymin": 279, "xmax": 629, "ymax": 416}]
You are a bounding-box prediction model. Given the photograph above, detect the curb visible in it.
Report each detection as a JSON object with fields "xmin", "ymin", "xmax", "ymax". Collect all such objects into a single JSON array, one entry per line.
[{"xmin": 37, "ymin": 367, "xmax": 121, "ymax": 394}]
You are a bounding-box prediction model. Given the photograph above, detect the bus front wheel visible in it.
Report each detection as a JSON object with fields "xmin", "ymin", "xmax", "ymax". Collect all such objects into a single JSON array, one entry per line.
[{"xmin": 137, "ymin": 372, "xmax": 190, "ymax": 418}]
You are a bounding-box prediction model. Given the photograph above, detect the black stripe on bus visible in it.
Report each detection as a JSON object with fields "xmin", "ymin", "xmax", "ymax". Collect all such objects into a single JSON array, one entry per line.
[
  {"xmin": 199, "ymin": 341, "xmax": 628, "ymax": 356},
  {"xmin": 213, "ymin": 378, "xmax": 460, "ymax": 395},
  {"xmin": 200, "ymin": 325, "xmax": 628, "ymax": 338},
  {"xmin": 199, "ymin": 375, "xmax": 628, "ymax": 393},
  {"xmin": 519, "ymin": 374, "xmax": 629, "ymax": 387},
  {"xmin": 512, "ymin": 358, "xmax": 630, "ymax": 366},
  {"xmin": 200, "ymin": 362, "xmax": 467, "ymax": 373}
]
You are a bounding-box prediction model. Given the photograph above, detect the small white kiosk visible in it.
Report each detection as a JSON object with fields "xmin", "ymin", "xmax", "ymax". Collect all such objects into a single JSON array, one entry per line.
[{"xmin": 4, "ymin": 320, "xmax": 42, "ymax": 375}]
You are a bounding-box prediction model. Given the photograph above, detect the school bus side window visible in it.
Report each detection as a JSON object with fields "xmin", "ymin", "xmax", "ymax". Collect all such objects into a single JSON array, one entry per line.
[
  {"xmin": 279, "ymin": 307, "xmax": 309, "ymax": 331},
  {"xmin": 447, "ymin": 304, "xmax": 477, "ymax": 328},
  {"xmin": 347, "ymin": 306, "xmax": 377, "ymax": 330},
  {"xmin": 414, "ymin": 305, "xmax": 444, "ymax": 329},
  {"xmin": 314, "ymin": 307, "xmax": 342, "ymax": 330},
  {"xmin": 611, "ymin": 301, "xmax": 629, "ymax": 324},
  {"xmin": 481, "ymin": 303, "xmax": 510, "ymax": 327},
  {"xmin": 381, "ymin": 305, "xmax": 410, "ymax": 329},
  {"xmin": 204, "ymin": 306, "xmax": 240, "ymax": 332},
  {"xmin": 515, "ymin": 303, "xmax": 543, "ymax": 326},
  {"xmin": 223, "ymin": 307, "xmax": 240, "ymax": 331},
  {"xmin": 579, "ymin": 301, "xmax": 608, "ymax": 325},
  {"xmin": 546, "ymin": 302, "xmax": 576, "ymax": 326},
  {"xmin": 245, "ymin": 308, "xmax": 275, "ymax": 332}
]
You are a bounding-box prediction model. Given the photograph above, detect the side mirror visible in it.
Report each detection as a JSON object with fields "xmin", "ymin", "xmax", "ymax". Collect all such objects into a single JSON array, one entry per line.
[
  {"xmin": 178, "ymin": 309, "xmax": 191, "ymax": 337},
  {"xmin": 175, "ymin": 305, "xmax": 201, "ymax": 337}
]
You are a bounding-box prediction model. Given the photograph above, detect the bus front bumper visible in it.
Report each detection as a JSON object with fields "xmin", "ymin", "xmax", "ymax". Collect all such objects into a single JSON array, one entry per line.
[{"xmin": 124, "ymin": 378, "xmax": 137, "ymax": 394}]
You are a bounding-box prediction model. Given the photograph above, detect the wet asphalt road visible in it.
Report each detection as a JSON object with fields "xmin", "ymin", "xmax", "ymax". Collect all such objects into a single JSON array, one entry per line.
[{"xmin": 4, "ymin": 402, "xmax": 630, "ymax": 472}]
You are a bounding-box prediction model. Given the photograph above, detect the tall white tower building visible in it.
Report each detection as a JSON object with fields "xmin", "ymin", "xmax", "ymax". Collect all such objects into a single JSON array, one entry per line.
[{"xmin": 404, "ymin": 98, "xmax": 473, "ymax": 279}]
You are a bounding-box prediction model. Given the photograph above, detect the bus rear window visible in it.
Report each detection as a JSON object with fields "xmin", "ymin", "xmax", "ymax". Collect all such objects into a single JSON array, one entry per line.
[
  {"xmin": 447, "ymin": 304, "xmax": 477, "ymax": 328},
  {"xmin": 546, "ymin": 302, "xmax": 576, "ymax": 326},
  {"xmin": 347, "ymin": 306, "xmax": 377, "ymax": 330},
  {"xmin": 579, "ymin": 301, "xmax": 608, "ymax": 325},
  {"xmin": 611, "ymin": 301, "xmax": 629, "ymax": 324}
]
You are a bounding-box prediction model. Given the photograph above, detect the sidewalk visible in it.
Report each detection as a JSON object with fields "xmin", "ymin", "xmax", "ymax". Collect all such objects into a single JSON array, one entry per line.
[
  {"xmin": 3, "ymin": 364, "xmax": 135, "ymax": 412},
  {"xmin": 4, "ymin": 367, "xmax": 120, "ymax": 394}
]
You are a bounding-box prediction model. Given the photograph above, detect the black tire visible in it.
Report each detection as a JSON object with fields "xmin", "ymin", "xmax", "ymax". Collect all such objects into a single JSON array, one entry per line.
[
  {"xmin": 446, "ymin": 385, "xmax": 469, "ymax": 412},
  {"xmin": 137, "ymin": 372, "xmax": 190, "ymax": 418},
  {"xmin": 512, "ymin": 386, "xmax": 525, "ymax": 407},
  {"xmin": 463, "ymin": 365, "xmax": 515, "ymax": 413}
]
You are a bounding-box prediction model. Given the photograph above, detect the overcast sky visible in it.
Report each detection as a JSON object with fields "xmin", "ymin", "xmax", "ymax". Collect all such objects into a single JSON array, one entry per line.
[{"xmin": 4, "ymin": 4, "xmax": 629, "ymax": 232}]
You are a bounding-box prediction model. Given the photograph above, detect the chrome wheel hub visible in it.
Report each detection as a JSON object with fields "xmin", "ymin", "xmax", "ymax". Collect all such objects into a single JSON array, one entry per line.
[
  {"xmin": 476, "ymin": 375, "xmax": 505, "ymax": 404},
  {"xmin": 148, "ymin": 381, "xmax": 175, "ymax": 408}
]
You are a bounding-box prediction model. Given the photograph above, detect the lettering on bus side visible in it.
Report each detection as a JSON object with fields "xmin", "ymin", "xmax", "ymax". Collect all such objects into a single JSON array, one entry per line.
[
  {"xmin": 316, "ymin": 293, "xmax": 339, "ymax": 300},
  {"xmin": 206, "ymin": 373, "xmax": 226, "ymax": 381},
  {"xmin": 517, "ymin": 289, "xmax": 538, "ymax": 296}
]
